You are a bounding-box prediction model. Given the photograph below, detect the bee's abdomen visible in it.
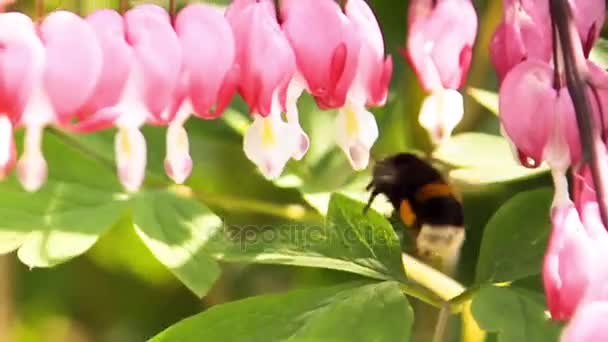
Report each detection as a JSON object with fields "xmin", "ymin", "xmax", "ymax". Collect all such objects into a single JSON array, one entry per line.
[{"xmin": 415, "ymin": 196, "xmax": 464, "ymax": 226}]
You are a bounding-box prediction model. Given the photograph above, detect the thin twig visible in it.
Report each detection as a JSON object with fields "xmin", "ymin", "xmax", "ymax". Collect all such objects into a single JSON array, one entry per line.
[
  {"xmin": 432, "ymin": 303, "xmax": 450, "ymax": 342},
  {"xmin": 550, "ymin": 0, "xmax": 608, "ymax": 228}
]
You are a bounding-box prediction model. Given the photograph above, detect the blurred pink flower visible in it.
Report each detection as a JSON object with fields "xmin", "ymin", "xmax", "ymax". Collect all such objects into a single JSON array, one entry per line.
[
  {"xmin": 0, "ymin": 13, "xmax": 43, "ymax": 180},
  {"xmin": 406, "ymin": 0, "xmax": 477, "ymax": 92},
  {"xmin": 545, "ymin": 166, "xmax": 608, "ymax": 324},
  {"xmin": 228, "ymin": 0, "xmax": 298, "ymax": 179},
  {"xmin": 281, "ymin": 0, "xmax": 360, "ymax": 110},
  {"xmin": 543, "ymin": 201, "xmax": 597, "ymax": 321},
  {"xmin": 489, "ymin": 0, "xmax": 552, "ymax": 82},
  {"xmin": 561, "ymin": 301, "xmax": 608, "ymax": 342},
  {"xmin": 18, "ymin": 11, "xmax": 102, "ymax": 191},
  {"xmin": 499, "ymin": 60, "xmax": 580, "ymax": 168},
  {"xmin": 405, "ymin": 0, "xmax": 477, "ymax": 145},
  {"xmin": 569, "ymin": 0, "xmax": 605, "ymax": 57}
]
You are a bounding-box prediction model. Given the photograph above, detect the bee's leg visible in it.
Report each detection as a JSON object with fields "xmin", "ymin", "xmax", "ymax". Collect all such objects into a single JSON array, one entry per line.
[{"xmin": 363, "ymin": 190, "xmax": 379, "ymax": 213}]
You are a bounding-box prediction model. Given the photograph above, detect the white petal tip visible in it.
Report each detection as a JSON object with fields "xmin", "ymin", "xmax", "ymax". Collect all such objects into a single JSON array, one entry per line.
[
  {"xmin": 164, "ymin": 157, "xmax": 193, "ymax": 185},
  {"xmin": 16, "ymin": 155, "xmax": 48, "ymax": 192},
  {"xmin": 115, "ymin": 128, "xmax": 147, "ymax": 194},
  {"xmin": 419, "ymin": 90, "xmax": 464, "ymax": 145},
  {"xmin": 165, "ymin": 124, "xmax": 192, "ymax": 184},
  {"xmin": 291, "ymin": 130, "xmax": 310, "ymax": 161},
  {"xmin": 346, "ymin": 143, "xmax": 370, "ymax": 170},
  {"xmin": 243, "ymin": 113, "xmax": 296, "ymax": 181}
]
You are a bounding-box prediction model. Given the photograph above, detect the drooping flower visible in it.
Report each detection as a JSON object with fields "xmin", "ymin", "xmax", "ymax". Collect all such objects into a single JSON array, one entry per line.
[
  {"xmin": 544, "ymin": 159, "xmax": 608, "ymax": 322},
  {"xmin": 561, "ymin": 301, "xmax": 608, "ymax": 342},
  {"xmin": 282, "ymin": 0, "xmax": 392, "ymax": 170},
  {"xmin": 281, "ymin": 0, "xmax": 360, "ymax": 110},
  {"xmin": 489, "ymin": 0, "xmax": 552, "ymax": 82},
  {"xmin": 165, "ymin": 4, "xmax": 239, "ymax": 184},
  {"xmin": 499, "ymin": 60, "xmax": 580, "ymax": 168},
  {"xmin": 543, "ymin": 201, "xmax": 597, "ymax": 321},
  {"xmin": 228, "ymin": 0, "xmax": 299, "ymax": 179},
  {"xmin": 334, "ymin": 0, "xmax": 391, "ymax": 169},
  {"xmin": 0, "ymin": 13, "xmax": 44, "ymax": 180},
  {"xmin": 569, "ymin": 0, "xmax": 605, "ymax": 57},
  {"xmin": 406, "ymin": 0, "xmax": 477, "ymax": 91},
  {"xmin": 74, "ymin": 5, "xmax": 182, "ymax": 191},
  {"xmin": 18, "ymin": 11, "xmax": 102, "ymax": 191},
  {"xmin": 405, "ymin": 0, "xmax": 477, "ymax": 144}
]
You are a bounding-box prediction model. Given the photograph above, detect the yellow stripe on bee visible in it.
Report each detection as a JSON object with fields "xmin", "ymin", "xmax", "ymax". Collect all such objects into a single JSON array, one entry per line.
[
  {"xmin": 399, "ymin": 200, "xmax": 416, "ymax": 226},
  {"xmin": 415, "ymin": 182, "xmax": 454, "ymax": 202}
]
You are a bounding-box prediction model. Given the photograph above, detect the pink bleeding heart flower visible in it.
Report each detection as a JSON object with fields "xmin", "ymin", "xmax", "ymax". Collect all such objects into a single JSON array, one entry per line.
[
  {"xmin": 17, "ymin": 11, "xmax": 102, "ymax": 192},
  {"xmin": 406, "ymin": 0, "xmax": 477, "ymax": 92},
  {"xmin": 228, "ymin": 0, "xmax": 300, "ymax": 179},
  {"xmin": 281, "ymin": 0, "xmax": 361, "ymax": 110},
  {"xmin": 176, "ymin": 4, "xmax": 238, "ymax": 120},
  {"xmin": 406, "ymin": 0, "xmax": 477, "ymax": 145},
  {"xmin": 561, "ymin": 301, "xmax": 608, "ymax": 342},
  {"xmin": 120, "ymin": 4, "xmax": 182, "ymax": 190},
  {"xmin": 77, "ymin": 9, "xmax": 132, "ymax": 126},
  {"xmin": 569, "ymin": 0, "xmax": 605, "ymax": 58},
  {"xmin": 489, "ymin": 0, "xmax": 552, "ymax": 83},
  {"xmin": 544, "ymin": 163, "xmax": 608, "ymax": 322},
  {"xmin": 499, "ymin": 59, "xmax": 580, "ymax": 169},
  {"xmin": 168, "ymin": 4, "xmax": 238, "ymax": 184},
  {"xmin": 328, "ymin": 0, "xmax": 393, "ymax": 170},
  {"xmin": 0, "ymin": 13, "xmax": 44, "ymax": 180},
  {"xmin": 543, "ymin": 201, "xmax": 596, "ymax": 321}
]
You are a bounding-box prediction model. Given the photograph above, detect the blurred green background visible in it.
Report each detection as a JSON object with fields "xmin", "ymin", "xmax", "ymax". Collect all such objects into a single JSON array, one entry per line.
[{"xmin": 0, "ymin": 0, "xmax": 508, "ymax": 341}]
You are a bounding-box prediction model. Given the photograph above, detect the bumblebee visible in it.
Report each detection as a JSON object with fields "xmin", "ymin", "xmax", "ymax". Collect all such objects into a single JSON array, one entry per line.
[{"xmin": 365, "ymin": 153, "xmax": 465, "ymax": 274}]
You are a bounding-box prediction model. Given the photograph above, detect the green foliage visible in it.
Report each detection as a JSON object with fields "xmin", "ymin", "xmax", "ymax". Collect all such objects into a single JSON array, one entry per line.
[
  {"xmin": 472, "ymin": 286, "xmax": 561, "ymax": 342},
  {"xmin": 150, "ymin": 281, "xmax": 413, "ymax": 342},
  {"xmin": 476, "ymin": 188, "xmax": 553, "ymax": 284},
  {"xmin": 132, "ymin": 190, "xmax": 222, "ymax": 297},
  {"xmin": 0, "ymin": 180, "xmax": 128, "ymax": 268},
  {"xmin": 433, "ymin": 133, "xmax": 549, "ymax": 185},
  {"xmin": 467, "ymin": 88, "xmax": 499, "ymax": 116},
  {"xmin": 209, "ymin": 193, "xmax": 406, "ymax": 282}
]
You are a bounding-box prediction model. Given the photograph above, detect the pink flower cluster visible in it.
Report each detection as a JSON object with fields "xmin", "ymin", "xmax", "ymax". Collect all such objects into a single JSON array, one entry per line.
[
  {"xmin": 491, "ymin": 0, "xmax": 608, "ymax": 339},
  {"xmin": 0, "ymin": 0, "xmax": 392, "ymax": 192},
  {"xmin": 405, "ymin": 0, "xmax": 477, "ymax": 144}
]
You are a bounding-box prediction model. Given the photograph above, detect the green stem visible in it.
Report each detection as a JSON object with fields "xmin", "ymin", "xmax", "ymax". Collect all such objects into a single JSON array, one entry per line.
[{"xmin": 401, "ymin": 253, "xmax": 465, "ymax": 302}]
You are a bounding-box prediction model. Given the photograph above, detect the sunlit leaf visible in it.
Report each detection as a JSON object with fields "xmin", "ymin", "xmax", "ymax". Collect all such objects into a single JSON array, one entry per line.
[
  {"xmin": 434, "ymin": 133, "xmax": 549, "ymax": 185},
  {"xmin": 132, "ymin": 189, "xmax": 222, "ymax": 298},
  {"xmin": 150, "ymin": 281, "xmax": 413, "ymax": 342},
  {"xmin": 467, "ymin": 87, "xmax": 499, "ymax": 116},
  {"xmin": 0, "ymin": 180, "xmax": 128, "ymax": 268},
  {"xmin": 209, "ymin": 193, "xmax": 406, "ymax": 282}
]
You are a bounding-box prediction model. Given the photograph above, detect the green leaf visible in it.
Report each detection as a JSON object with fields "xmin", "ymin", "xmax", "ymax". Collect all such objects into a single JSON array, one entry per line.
[
  {"xmin": 467, "ymin": 87, "xmax": 499, "ymax": 116},
  {"xmin": 590, "ymin": 38, "xmax": 608, "ymax": 69},
  {"xmin": 210, "ymin": 193, "xmax": 406, "ymax": 282},
  {"xmin": 132, "ymin": 189, "xmax": 222, "ymax": 298},
  {"xmin": 150, "ymin": 281, "xmax": 413, "ymax": 342},
  {"xmin": 0, "ymin": 180, "xmax": 128, "ymax": 268},
  {"xmin": 433, "ymin": 133, "xmax": 549, "ymax": 185},
  {"xmin": 471, "ymin": 286, "xmax": 561, "ymax": 342},
  {"xmin": 476, "ymin": 188, "xmax": 553, "ymax": 283}
]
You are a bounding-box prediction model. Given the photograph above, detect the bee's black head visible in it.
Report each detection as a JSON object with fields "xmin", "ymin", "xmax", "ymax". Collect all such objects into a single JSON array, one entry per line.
[{"xmin": 364, "ymin": 153, "xmax": 443, "ymax": 212}]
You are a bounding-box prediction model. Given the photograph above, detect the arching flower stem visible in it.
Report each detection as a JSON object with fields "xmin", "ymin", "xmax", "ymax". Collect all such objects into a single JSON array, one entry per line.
[{"xmin": 550, "ymin": 0, "xmax": 608, "ymax": 228}]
